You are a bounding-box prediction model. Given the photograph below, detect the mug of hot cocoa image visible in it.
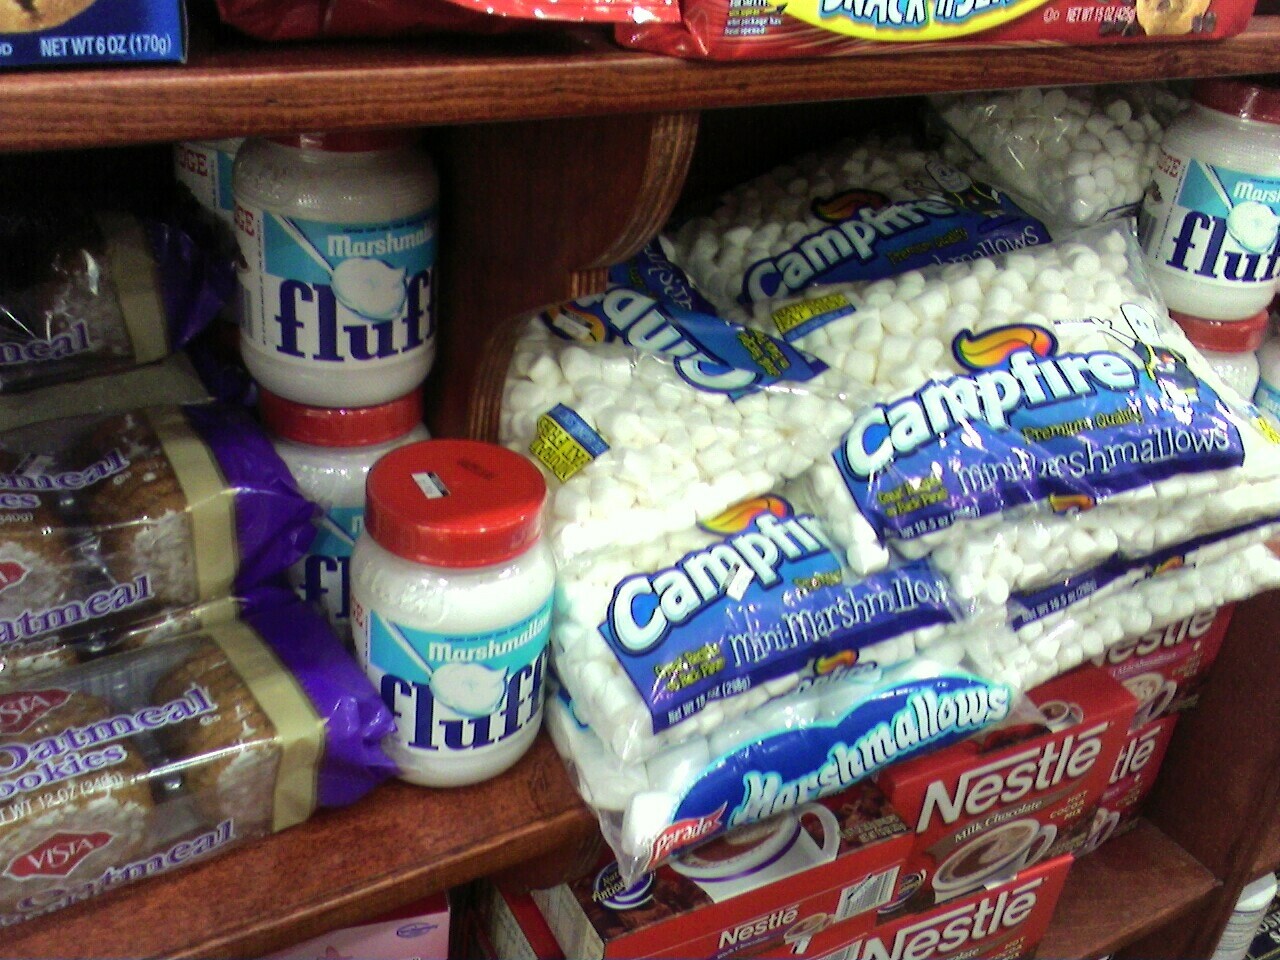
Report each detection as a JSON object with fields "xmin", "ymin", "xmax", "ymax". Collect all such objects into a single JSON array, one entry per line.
[
  {"xmin": 932, "ymin": 818, "xmax": 1057, "ymax": 901},
  {"xmin": 669, "ymin": 803, "xmax": 840, "ymax": 903}
]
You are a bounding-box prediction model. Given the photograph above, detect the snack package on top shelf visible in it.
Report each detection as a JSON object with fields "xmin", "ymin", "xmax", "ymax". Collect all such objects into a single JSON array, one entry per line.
[
  {"xmin": 0, "ymin": 599, "xmax": 396, "ymax": 927},
  {"xmin": 930, "ymin": 85, "xmax": 1189, "ymax": 230},
  {"xmin": 0, "ymin": 201, "xmax": 233, "ymax": 394},
  {"xmin": 615, "ymin": 0, "xmax": 1254, "ymax": 59},
  {"xmin": 0, "ymin": 0, "xmax": 184, "ymax": 66},
  {"xmin": 663, "ymin": 133, "xmax": 1050, "ymax": 323},
  {"xmin": 554, "ymin": 488, "xmax": 1003, "ymax": 763},
  {"xmin": 547, "ymin": 654, "xmax": 1023, "ymax": 886},
  {"xmin": 0, "ymin": 403, "xmax": 317, "ymax": 660},
  {"xmin": 497, "ymin": 289, "xmax": 865, "ymax": 566},
  {"xmin": 772, "ymin": 224, "xmax": 1280, "ymax": 606}
]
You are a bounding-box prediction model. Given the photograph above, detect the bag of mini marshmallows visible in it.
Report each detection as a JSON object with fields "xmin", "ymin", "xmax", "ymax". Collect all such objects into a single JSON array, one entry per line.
[
  {"xmin": 662, "ymin": 133, "xmax": 1051, "ymax": 324},
  {"xmin": 546, "ymin": 658, "xmax": 1020, "ymax": 886},
  {"xmin": 0, "ymin": 403, "xmax": 317, "ymax": 658},
  {"xmin": 980, "ymin": 521, "xmax": 1280, "ymax": 692},
  {"xmin": 552, "ymin": 490, "xmax": 1001, "ymax": 763},
  {"xmin": 930, "ymin": 84, "xmax": 1188, "ymax": 230},
  {"xmin": 764, "ymin": 224, "xmax": 1280, "ymax": 605},
  {"xmin": 498, "ymin": 289, "xmax": 864, "ymax": 564}
]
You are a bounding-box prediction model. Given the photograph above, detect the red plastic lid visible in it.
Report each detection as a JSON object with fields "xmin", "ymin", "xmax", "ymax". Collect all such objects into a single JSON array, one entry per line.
[
  {"xmin": 1193, "ymin": 78, "xmax": 1280, "ymax": 126},
  {"xmin": 1170, "ymin": 309, "xmax": 1270, "ymax": 352},
  {"xmin": 365, "ymin": 440, "xmax": 546, "ymax": 568},
  {"xmin": 268, "ymin": 131, "xmax": 419, "ymax": 152},
  {"xmin": 259, "ymin": 387, "xmax": 423, "ymax": 447}
]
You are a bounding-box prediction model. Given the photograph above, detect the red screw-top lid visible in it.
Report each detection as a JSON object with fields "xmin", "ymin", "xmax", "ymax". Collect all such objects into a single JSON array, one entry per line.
[
  {"xmin": 365, "ymin": 440, "xmax": 546, "ymax": 568},
  {"xmin": 1193, "ymin": 78, "xmax": 1280, "ymax": 126},
  {"xmin": 1170, "ymin": 309, "xmax": 1270, "ymax": 353},
  {"xmin": 268, "ymin": 131, "xmax": 419, "ymax": 152},
  {"xmin": 259, "ymin": 387, "xmax": 423, "ymax": 447}
]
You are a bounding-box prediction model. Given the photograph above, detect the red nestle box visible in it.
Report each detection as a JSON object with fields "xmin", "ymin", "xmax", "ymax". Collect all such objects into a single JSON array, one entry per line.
[
  {"xmin": 1082, "ymin": 714, "xmax": 1179, "ymax": 854},
  {"xmin": 758, "ymin": 853, "xmax": 1074, "ymax": 960},
  {"xmin": 530, "ymin": 782, "xmax": 912, "ymax": 960},
  {"xmin": 1090, "ymin": 605, "xmax": 1233, "ymax": 725},
  {"xmin": 477, "ymin": 883, "xmax": 565, "ymax": 960},
  {"xmin": 875, "ymin": 664, "xmax": 1137, "ymax": 915}
]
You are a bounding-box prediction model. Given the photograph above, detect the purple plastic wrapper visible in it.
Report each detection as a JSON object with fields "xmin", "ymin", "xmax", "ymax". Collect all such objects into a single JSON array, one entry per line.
[
  {"xmin": 147, "ymin": 215, "xmax": 237, "ymax": 355},
  {"xmin": 249, "ymin": 599, "xmax": 400, "ymax": 805},
  {"xmin": 183, "ymin": 402, "xmax": 318, "ymax": 594}
]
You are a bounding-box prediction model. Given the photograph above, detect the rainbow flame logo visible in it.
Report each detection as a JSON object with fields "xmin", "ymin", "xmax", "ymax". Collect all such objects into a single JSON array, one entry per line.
[
  {"xmin": 815, "ymin": 649, "xmax": 858, "ymax": 675},
  {"xmin": 1153, "ymin": 556, "xmax": 1185, "ymax": 576},
  {"xmin": 699, "ymin": 495, "xmax": 791, "ymax": 535},
  {"xmin": 952, "ymin": 324, "xmax": 1057, "ymax": 371},
  {"xmin": 811, "ymin": 190, "xmax": 889, "ymax": 224},
  {"xmin": 548, "ymin": 303, "xmax": 608, "ymax": 343},
  {"xmin": 1049, "ymin": 493, "xmax": 1096, "ymax": 514}
]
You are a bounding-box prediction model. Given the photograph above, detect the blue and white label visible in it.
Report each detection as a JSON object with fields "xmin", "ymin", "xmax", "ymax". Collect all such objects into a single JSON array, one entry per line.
[
  {"xmin": 237, "ymin": 205, "xmax": 436, "ymax": 369},
  {"xmin": 648, "ymin": 671, "xmax": 1011, "ymax": 868},
  {"xmin": 740, "ymin": 168, "xmax": 1050, "ymax": 323},
  {"xmin": 175, "ymin": 142, "xmax": 239, "ymax": 227},
  {"xmin": 360, "ymin": 600, "xmax": 551, "ymax": 758},
  {"xmin": 1256, "ymin": 377, "xmax": 1280, "ymax": 427},
  {"xmin": 289, "ymin": 506, "xmax": 362, "ymax": 639},
  {"xmin": 598, "ymin": 497, "xmax": 957, "ymax": 731},
  {"xmin": 1140, "ymin": 149, "xmax": 1280, "ymax": 291},
  {"xmin": 834, "ymin": 313, "xmax": 1245, "ymax": 541},
  {"xmin": 540, "ymin": 288, "xmax": 827, "ymax": 399}
]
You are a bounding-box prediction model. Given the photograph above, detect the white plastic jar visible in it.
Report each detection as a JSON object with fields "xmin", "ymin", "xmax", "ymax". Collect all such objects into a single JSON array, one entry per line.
[
  {"xmin": 259, "ymin": 386, "xmax": 430, "ymax": 644},
  {"xmin": 233, "ymin": 131, "xmax": 438, "ymax": 407},
  {"xmin": 351, "ymin": 440, "xmax": 555, "ymax": 787},
  {"xmin": 1254, "ymin": 312, "xmax": 1280, "ymax": 426},
  {"xmin": 1139, "ymin": 79, "xmax": 1280, "ymax": 321},
  {"xmin": 174, "ymin": 138, "xmax": 244, "ymax": 233},
  {"xmin": 1170, "ymin": 309, "xmax": 1266, "ymax": 399},
  {"xmin": 1210, "ymin": 872, "xmax": 1278, "ymax": 960}
]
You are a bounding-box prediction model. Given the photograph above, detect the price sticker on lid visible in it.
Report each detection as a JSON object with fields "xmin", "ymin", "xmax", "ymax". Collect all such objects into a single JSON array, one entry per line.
[{"xmin": 412, "ymin": 471, "xmax": 450, "ymax": 499}]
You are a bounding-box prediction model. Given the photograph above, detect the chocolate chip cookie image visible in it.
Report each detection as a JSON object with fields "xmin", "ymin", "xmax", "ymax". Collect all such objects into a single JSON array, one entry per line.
[
  {"xmin": 0, "ymin": 690, "xmax": 154, "ymax": 916},
  {"xmin": 1135, "ymin": 0, "xmax": 1212, "ymax": 33},
  {"xmin": 0, "ymin": 0, "xmax": 101, "ymax": 33},
  {"xmin": 151, "ymin": 641, "xmax": 280, "ymax": 838}
]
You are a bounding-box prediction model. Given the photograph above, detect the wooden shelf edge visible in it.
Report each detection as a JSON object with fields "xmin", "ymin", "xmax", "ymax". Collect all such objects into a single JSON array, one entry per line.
[
  {"xmin": 0, "ymin": 17, "xmax": 1277, "ymax": 150},
  {"xmin": 1038, "ymin": 820, "xmax": 1218, "ymax": 960},
  {"xmin": 0, "ymin": 734, "xmax": 596, "ymax": 960}
]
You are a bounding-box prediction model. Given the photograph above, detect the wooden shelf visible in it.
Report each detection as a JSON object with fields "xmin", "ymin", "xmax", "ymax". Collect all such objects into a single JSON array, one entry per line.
[
  {"xmin": 1040, "ymin": 821, "xmax": 1218, "ymax": 959},
  {"xmin": 0, "ymin": 16, "xmax": 1278, "ymax": 151},
  {"xmin": 0, "ymin": 735, "xmax": 595, "ymax": 960}
]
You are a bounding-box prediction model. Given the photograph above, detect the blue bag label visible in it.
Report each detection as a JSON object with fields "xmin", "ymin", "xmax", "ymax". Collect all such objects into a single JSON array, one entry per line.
[
  {"xmin": 238, "ymin": 206, "xmax": 436, "ymax": 369},
  {"xmin": 0, "ymin": 0, "xmax": 184, "ymax": 66},
  {"xmin": 609, "ymin": 240, "xmax": 720, "ymax": 316},
  {"xmin": 740, "ymin": 163, "xmax": 1050, "ymax": 324},
  {"xmin": 1140, "ymin": 150, "xmax": 1280, "ymax": 292},
  {"xmin": 599, "ymin": 496, "xmax": 957, "ymax": 732},
  {"xmin": 360, "ymin": 600, "xmax": 551, "ymax": 757},
  {"xmin": 289, "ymin": 506, "xmax": 362, "ymax": 632},
  {"xmin": 649, "ymin": 673, "xmax": 1011, "ymax": 868},
  {"xmin": 542, "ymin": 288, "xmax": 827, "ymax": 399},
  {"xmin": 835, "ymin": 310, "xmax": 1245, "ymax": 541}
]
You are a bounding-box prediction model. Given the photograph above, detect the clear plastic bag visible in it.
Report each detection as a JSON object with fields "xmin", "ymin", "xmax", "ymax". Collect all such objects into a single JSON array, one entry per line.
[{"xmin": 547, "ymin": 658, "xmax": 1021, "ymax": 887}]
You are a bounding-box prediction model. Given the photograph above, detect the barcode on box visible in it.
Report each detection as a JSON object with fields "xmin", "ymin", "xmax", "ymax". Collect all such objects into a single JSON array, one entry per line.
[{"xmin": 836, "ymin": 867, "xmax": 901, "ymax": 922}]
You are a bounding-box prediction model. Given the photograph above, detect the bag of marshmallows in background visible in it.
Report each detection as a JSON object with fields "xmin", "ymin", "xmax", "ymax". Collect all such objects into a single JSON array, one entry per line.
[
  {"xmin": 497, "ymin": 287, "xmax": 865, "ymax": 565},
  {"xmin": 929, "ymin": 84, "xmax": 1189, "ymax": 230},
  {"xmin": 0, "ymin": 599, "xmax": 396, "ymax": 928},
  {"xmin": 0, "ymin": 402, "xmax": 317, "ymax": 672},
  {"xmin": 661, "ymin": 132, "xmax": 1051, "ymax": 324}
]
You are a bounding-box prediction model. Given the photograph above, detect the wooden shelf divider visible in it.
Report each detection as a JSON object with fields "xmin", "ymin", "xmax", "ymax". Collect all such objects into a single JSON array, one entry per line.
[{"xmin": 0, "ymin": 17, "xmax": 1276, "ymax": 151}]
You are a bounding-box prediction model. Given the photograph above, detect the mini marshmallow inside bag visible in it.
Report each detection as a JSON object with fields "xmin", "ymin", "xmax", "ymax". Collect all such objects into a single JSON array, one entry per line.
[
  {"xmin": 754, "ymin": 225, "xmax": 1280, "ymax": 604},
  {"xmin": 553, "ymin": 490, "xmax": 985, "ymax": 763},
  {"xmin": 546, "ymin": 657, "xmax": 1018, "ymax": 886},
  {"xmin": 498, "ymin": 289, "xmax": 865, "ymax": 566},
  {"xmin": 931, "ymin": 84, "xmax": 1186, "ymax": 230},
  {"xmin": 663, "ymin": 133, "xmax": 1050, "ymax": 323}
]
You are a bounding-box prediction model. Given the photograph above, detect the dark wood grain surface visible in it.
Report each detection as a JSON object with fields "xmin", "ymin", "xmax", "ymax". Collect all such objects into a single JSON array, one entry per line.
[{"xmin": 0, "ymin": 17, "xmax": 1276, "ymax": 151}]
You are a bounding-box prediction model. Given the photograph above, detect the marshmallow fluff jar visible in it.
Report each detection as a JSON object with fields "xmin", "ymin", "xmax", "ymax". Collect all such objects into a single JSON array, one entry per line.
[
  {"xmin": 259, "ymin": 386, "xmax": 430, "ymax": 643},
  {"xmin": 1139, "ymin": 79, "xmax": 1280, "ymax": 321},
  {"xmin": 351, "ymin": 441, "xmax": 555, "ymax": 787},
  {"xmin": 233, "ymin": 131, "xmax": 438, "ymax": 407}
]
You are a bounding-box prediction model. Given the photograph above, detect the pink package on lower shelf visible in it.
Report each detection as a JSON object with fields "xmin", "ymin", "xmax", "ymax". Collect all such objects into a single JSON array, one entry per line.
[{"xmin": 264, "ymin": 893, "xmax": 450, "ymax": 960}]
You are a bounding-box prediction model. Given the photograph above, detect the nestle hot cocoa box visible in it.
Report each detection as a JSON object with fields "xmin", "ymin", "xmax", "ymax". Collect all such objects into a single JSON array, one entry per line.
[
  {"xmin": 1091, "ymin": 605, "xmax": 1234, "ymax": 725},
  {"xmin": 530, "ymin": 782, "xmax": 912, "ymax": 960},
  {"xmin": 875, "ymin": 664, "xmax": 1138, "ymax": 915},
  {"xmin": 477, "ymin": 883, "xmax": 565, "ymax": 960},
  {"xmin": 1081, "ymin": 714, "xmax": 1179, "ymax": 854}
]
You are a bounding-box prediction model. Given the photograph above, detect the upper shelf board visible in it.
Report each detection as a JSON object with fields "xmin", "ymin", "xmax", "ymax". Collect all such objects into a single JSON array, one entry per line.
[{"xmin": 0, "ymin": 16, "xmax": 1278, "ymax": 150}]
